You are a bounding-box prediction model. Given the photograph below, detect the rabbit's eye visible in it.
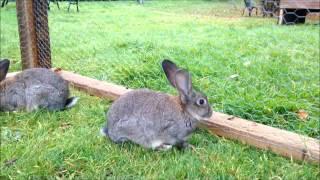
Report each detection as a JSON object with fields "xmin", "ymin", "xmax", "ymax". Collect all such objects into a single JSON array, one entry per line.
[{"xmin": 197, "ymin": 98, "xmax": 206, "ymax": 106}]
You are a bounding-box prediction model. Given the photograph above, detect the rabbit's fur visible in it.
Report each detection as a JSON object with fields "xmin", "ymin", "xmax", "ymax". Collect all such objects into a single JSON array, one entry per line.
[
  {"xmin": 102, "ymin": 60, "xmax": 213, "ymax": 150},
  {"xmin": 0, "ymin": 59, "xmax": 78, "ymax": 112}
]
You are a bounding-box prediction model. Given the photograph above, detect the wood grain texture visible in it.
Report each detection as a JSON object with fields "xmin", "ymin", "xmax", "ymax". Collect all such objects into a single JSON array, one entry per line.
[
  {"xmin": 16, "ymin": 0, "xmax": 38, "ymax": 70},
  {"xmin": 16, "ymin": 0, "xmax": 51, "ymax": 69},
  {"xmin": 201, "ymin": 112, "xmax": 319, "ymax": 164},
  {"xmin": 7, "ymin": 70, "xmax": 320, "ymax": 164},
  {"xmin": 54, "ymin": 69, "xmax": 131, "ymax": 100},
  {"xmin": 280, "ymin": 0, "xmax": 320, "ymax": 9}
]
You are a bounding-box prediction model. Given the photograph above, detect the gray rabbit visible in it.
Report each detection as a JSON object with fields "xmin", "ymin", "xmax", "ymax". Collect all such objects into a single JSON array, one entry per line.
[
  {"xmin": 101, "ymin": 60, "xmax": 213, "ymax": 150},
  {"xmin": 0, "ymin": 59, "xmax": 78, "ymax": 112}
]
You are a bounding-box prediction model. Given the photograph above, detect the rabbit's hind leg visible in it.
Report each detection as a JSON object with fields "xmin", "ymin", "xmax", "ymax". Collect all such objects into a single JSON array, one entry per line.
[
  {"xmin": 155, "ymin": 144, "xmax": 173, "ymax": 151},
  {"xmin": 151, "ymin": 140, "xmax": 172, "ymax": 151},
  {"xmin": 107, "ymin": 133, "xmax": 129, "ymax": 144},
  {"xmin": 26, "ymin": 85, "xmax": 65, "ymax": 111},
  {"xmin": 114, "ymin": 137, "xmax": 129, "ymax": 143},
  {"xmin": 105, "ymin": 128, "xmax": 129, "ymax": 144},
  {"xmin": 176, "ymin": 141, "xmax": 194, "ymax": 150}
]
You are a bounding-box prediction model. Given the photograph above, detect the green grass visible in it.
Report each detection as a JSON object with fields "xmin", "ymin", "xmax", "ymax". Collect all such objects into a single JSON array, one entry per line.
[{"xmin": 1, "ymin": 0, "xmax": 319, "ymax": 179}]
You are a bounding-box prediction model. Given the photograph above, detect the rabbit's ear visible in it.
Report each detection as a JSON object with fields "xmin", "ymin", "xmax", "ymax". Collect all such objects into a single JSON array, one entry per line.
[
  {"xmin": 175, "ymin": 69, "xmax": 192, "ymax": 103},
  {"xmin": 162, "ymin": 59, "xmax": 179, "ymax": 88},
  {"xmin": 0, "ymin": 59, "xmax": 10, "ymax": 81}
]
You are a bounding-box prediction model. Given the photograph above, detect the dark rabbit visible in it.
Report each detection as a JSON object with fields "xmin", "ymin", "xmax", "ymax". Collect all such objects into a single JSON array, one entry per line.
[
  {"xmin": 101, "ymin": 59, "xmax": 213, "ymax": 150},
  {"xmin": 0, "ymin": 59, "xmax": 78, "ymax": 112}
]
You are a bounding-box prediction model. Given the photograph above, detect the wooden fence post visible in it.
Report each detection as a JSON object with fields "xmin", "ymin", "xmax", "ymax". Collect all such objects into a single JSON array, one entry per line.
[{"xmin": 16, "ymin": 0, "xmax": 51, "ymax": 70}]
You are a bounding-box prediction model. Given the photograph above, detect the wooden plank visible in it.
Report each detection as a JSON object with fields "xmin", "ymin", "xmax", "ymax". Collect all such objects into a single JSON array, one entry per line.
[
  {"xmin": 6, "ymin": 70, "xmax": 130, "ymax": 100},
  {"xmin": 53, "ymin": 69, "xmax": 131, "ymax": 101},
  {"xmin": 201, "ymin": 113, "xmax": 319, "ymax": 164},
  {"xmin": 6, "ymin": 70, "xmax": 320, "ymax": 164},
  {"xmin": 280, "ymin": 0, "xmax": 320, "ymax": 9}
]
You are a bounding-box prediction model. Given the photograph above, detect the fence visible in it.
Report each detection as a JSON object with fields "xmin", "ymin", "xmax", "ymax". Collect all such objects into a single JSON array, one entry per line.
[
  {"xmin": 1, "ymin": 0, "xmax": 319, "ymax": 138},
  {"xmin": 11, "ymin": 0, "xmax": 319, "ymax": 70}
]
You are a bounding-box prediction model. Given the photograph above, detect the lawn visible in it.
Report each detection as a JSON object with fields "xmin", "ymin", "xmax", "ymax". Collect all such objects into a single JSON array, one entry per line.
[{"xmin": 1, "ymin": 0, "xmax": 319, "ymax": 179}]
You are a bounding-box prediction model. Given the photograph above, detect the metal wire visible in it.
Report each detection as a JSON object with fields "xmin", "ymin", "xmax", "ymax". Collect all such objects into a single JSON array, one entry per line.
[
  {"xmin": 16, "ymin": 0, "xmax": 51, "ymax": 69},
  {"xmin": 33, "ymin": 0, "xmax": 51, "ymax": 68},
  {"xmin": 13, "ymin": 0, "xmax": 319, "ymax": 163},
  {"xmin": 242, "ymin": 0, "xmax": 319, "ymax": 24}
]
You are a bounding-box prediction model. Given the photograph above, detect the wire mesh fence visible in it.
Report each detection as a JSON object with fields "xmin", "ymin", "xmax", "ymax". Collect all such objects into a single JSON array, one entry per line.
[
  {"xmin": 241, "ymin": 0, "xmax": 320, "ymax": 24},
  {"xmin": 15, "ymin": 0, "xmax": 51, "ymax": 69},
  {"xmin": 13, "ymin": 0, "xmax": 320, "ymax": 69},
  {"xmin": 33, "ymin": 0, "xmax": 51, "ymax": 68},
  {"xmin": 1, "ymin": 0, "xmax": 319, "ymax": 140}
]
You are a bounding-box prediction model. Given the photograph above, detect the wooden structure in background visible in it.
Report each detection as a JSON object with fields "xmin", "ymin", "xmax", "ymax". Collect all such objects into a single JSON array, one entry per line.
[
  {"xmin": 279, "ymin": 0, "xmax": 320, "ymax": 24},
  {"xmin": 9, "ymin": 69, "xmax": 318, "ymax": 164},
  {"xmin": 16, "ymin": 0, "xmax": 51, "ymax": 69},
  {"xmin": 68, "ymin": 0, "xmax": 79, "ymax": 12},
  {"xmin": 280, "ymin": 0, "xmax": 320, "ymax": 9}
]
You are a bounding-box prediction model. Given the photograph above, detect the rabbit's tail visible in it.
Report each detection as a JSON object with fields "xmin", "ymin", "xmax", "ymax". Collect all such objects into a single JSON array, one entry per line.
[
  {"xmin": 64, "ymin": 97, "xmax": 79, "ymax": 109},
  {"xmin": 100, "ymin": 127, "xmax": 109, "ymax": 137}
]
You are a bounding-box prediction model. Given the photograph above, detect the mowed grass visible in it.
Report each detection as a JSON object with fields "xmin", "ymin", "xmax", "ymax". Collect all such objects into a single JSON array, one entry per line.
[{"xmin": 1, "ymin": 0, "xmax": 319, "ymax": 179}]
